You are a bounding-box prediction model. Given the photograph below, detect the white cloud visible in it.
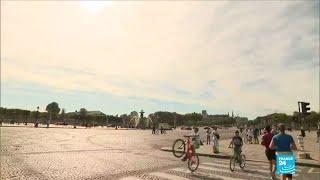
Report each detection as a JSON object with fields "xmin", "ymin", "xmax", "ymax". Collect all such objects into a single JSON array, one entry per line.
[{"xmin": 1, "ymin": 1, "xmax": 319, "ymax": 118}]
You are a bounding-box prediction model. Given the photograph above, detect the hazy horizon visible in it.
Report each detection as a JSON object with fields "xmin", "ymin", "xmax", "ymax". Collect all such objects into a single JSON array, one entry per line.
[{"xmin": 1, "ymin": 1, "xmax": 319, "ymax": 119}]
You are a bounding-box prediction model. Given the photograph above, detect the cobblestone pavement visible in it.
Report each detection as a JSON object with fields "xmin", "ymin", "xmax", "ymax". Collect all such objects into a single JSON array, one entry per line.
[
  {"xmin": 0, "ymin": 126, "xmax": 233, "ymax": 180},
  {"xmin": 117, "ymin": 156, "xmax": 318, "ymax": 180},
  {"xmin": 2, "ymin": 127, "xmax": 317, "ymax": 180}
]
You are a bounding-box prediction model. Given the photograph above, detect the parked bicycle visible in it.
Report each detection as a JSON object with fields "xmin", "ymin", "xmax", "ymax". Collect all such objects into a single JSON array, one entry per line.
[
  {"xmin": 228, "ymin": 145, "xmax": 246, "ymax": 171},
  {"xmin": 172, "ymin": 135, "xmax": 200, "ymax": 172}
]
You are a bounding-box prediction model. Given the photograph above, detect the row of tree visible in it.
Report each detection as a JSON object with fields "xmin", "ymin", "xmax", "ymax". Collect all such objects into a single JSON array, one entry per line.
[
  {"xmin": 250, "ymin": 111, "xmax": 320, "ymax": 130},
  {"xmin": 1, "ymin": 102, "xmax": 318, "ymax": 129}
]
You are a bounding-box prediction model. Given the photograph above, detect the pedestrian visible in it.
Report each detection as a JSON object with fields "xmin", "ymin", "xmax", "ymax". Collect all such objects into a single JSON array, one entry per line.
[
  {"xmin": 152, "ymin": 126, "xmax": 156, "ymax": 134},
  {"xmin": 212, "ymin": 126, "xmax": 220, "ymax": 153},
  {"xmin": 261, "ymin": 125, "xmax": 276, "ymax": 180},
  {"xmin": 253, "ymin": 128, "xmax": 259, "ymax": 144},
  {"xmin": 206, "ymin": 127, "xmax": 211, "ymax": 145},
  {"xmin": 269, "ymin": 124, "xmax": 297, "ymax": 180},
  {"xmin": 160, "ymin": 126, "xmax": 163, "ymax": 134},
  {"xmin": 271, "ymin": 125, "xmax": 278, "ymax": 135},
  {"xmin": 317, "ymin": 128, "xmax": 320, "ymax": 143},
  {"xmin": 248, "ymin": 128, "xmax": 253, "ymax": 144},
  {"xmin": 300, "ymin": 127, "xmax": 305, "ymax": 138}
]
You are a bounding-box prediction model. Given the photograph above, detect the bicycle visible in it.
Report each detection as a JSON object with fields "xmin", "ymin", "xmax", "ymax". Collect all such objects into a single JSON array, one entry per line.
[
  {"xmin": 228, "ymin": 145, "xmax": 246, "ymax": 171},
  {"xmin": 172, "ymin": 135, "xmax": 200, "ymax": 172}
]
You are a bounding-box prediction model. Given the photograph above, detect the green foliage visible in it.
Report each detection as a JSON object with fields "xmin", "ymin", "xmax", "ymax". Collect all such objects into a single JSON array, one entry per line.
[
  {"xmin": 46, "ymin": 102, "xmax": 60, "ymax": 121},
  {"xmin": 137, "ymin": 117, "xmax": 147, "ymax": 129},
  {"xmin": 80, "ymin": 108, "xmax": 87, "ymax": 126}
]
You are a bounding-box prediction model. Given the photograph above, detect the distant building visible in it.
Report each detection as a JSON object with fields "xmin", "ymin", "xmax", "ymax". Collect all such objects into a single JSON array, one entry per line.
[
  {"xmin": 66, "ymin": 111, "xmax": 106, "ymax": 117},
  {"xmin": 202, "ymin": 110, "xmax": 208, "ymax": 119}
]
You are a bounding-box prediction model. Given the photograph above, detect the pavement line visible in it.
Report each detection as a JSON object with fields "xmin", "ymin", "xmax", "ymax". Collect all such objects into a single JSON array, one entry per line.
[
  {"xmin": 218, "ymin": 159, "xmax": 267, "ymax": 165},
  {"xmin": 201, "ymin": 162, "xmax": 302, "ymax": 173},
  {"xmin": 171, "ymin": 167, "xmax": 246, "ymax": 180},
  {"xmin": 197, "ymin": 165, "xmax": 269, "ymax": 179},
  {"xmin": 119, "ymin": 177, "xmax": 143, "ymax": 180},
  {"xmin": 308, "ymin": 168, "xmax": 320, "ymax": 173},
  {"xmin": 201, "ymin": 162, "xmax": 301, "ymax": 176},
  {"xmin": 203, "ymin": 161, "xmax": 302, "ymax": 172},
  {"xmin": 203, "ymin": 161, "xmax": 270, "ymax": 169},
  {"xmin": 149, "ymin": 172, "xmax": 190, "ymax": 180},
  {"xmin": 201, "ymin": 162, "xmax": 271, "ymax": 174}
]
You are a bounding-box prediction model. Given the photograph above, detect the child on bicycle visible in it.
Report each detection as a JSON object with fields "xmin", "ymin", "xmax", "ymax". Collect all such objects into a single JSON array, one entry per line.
[
  {"xmin": 229, "ymin": 130, "xmax": 243, "ymax": 161},
  {"xmin": 182, "ymin": 127, "xmax": 200, "ymax": 161}
]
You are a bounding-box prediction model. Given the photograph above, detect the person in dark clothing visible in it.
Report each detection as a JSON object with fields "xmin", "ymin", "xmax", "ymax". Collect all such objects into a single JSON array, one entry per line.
[
  {"xmin": 261, "ymin": 125, "xmax": 276, "ymax": 180},
  {"xmin": 253, "ymin": 128, "xmax": 259, "ymax": 144},
  {"xmin": 152, "ymin": 126, "xmax": 156, "ymax": 134}
]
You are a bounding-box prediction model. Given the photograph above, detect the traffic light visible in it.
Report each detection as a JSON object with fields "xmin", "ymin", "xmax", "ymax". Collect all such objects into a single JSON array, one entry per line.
[{"xmin": 301, "ymin": 102, "xmax": 311, "ymax": 116}]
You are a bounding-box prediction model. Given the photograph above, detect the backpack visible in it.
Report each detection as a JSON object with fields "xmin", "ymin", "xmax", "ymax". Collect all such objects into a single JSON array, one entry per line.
[{"xmin": 214, "ymin": 132, "xmax": 220, "ymax": 139}]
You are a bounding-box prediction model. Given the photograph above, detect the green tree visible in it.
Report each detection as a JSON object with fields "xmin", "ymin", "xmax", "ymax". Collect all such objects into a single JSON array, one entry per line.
[
  {"xmin": 46, "ymin": 102, "xmax": 60, "ymax": 127},
  {"xmin": 184, "ymin": 112, "xmax": 202, "ymax": 126},
  {"xmin": 60, "ymin": 108, "xmax": 66, "ymax": 124},
  {"xmin": 137, "ymin": 117, "xmax": 147, "ymax": 129},
  {"xmin": 80, "ymin": 108, "xmax": 87, "ymax": 126},
  {"xmin": 129, "ymin": 111, "xmax": 139, "ymax": 128}
]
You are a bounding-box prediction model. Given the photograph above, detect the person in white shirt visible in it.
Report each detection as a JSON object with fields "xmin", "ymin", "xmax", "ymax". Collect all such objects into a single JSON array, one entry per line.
[
  {"xmin": 206, "ymin": 127, "xmax": 212, "ymax": 144},
  {"xmin": 212, "ymin": 127, "xmax": 220, "ymax": 153}
]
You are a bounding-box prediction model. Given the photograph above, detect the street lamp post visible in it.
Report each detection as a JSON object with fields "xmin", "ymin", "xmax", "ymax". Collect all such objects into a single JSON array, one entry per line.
[
  {"xmin": 74, "ymin": 110, "xmax": 77, "ymax": 128},
  {"xmin": 34, "ymin": 106, "xmax": 39, "ymax": 127},
  {"xmin": 115, "ymin": 114, "xmax": 118, "ymax": 130}
]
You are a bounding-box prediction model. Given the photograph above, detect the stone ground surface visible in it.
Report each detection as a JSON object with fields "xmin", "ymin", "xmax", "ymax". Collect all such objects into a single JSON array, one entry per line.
[
  {"xmin": 1, "ymin": 125, "xmax": 319, "ymax": 180},
  {"xmin": 166, "ymin": 130, "xmax": 320, "ymax": 165}
]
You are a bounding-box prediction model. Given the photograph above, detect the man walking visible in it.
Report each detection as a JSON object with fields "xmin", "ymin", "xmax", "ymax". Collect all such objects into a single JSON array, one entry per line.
[
  {"xmin": 261, "ymin": 125, "xmax": 276, "ymax": 180},
  {"xmin": 316, "ymin": 128, "xmax": 320, "ymax": 143},
  {"xmin": 269, "ymin": 124, "xmax": 297, "ymax": 180},
  {"xmin": 206, "ymin": 127, "xmax": 211, "ymax": 145},
  {"xmin": 152, "ymin": 126, "xmax": 156, "ymax": 134}
]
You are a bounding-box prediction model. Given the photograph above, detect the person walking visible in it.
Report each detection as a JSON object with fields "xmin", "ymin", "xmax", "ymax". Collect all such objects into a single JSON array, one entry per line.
[
  {"xmin": 269, "ymin": 124, "xmax": 297, "ymax": 180},
  {"xmin": 206, "ymin": 127, "xmax": 212, "ymax": 145},
  {"xmin": 300, "ymin": 127, "xmax": 305, "ymax": 138},
  {"xmin": 316, "ymin": 128, "xmax": 320, "ymax": 143},
  {"xmin": 212, "ymin": 127, "xmax": 220, "ymax": 153},
  {"xmin": 271, "ymin": 125, "xmax": 278, "ymax": 135},
  {"xmin": 261, "ymin": 125, "xmax": 276, "ymax": 180},
  {"xmin": 254, "ymin": 128, "xmax": 259, "ymax": 144},
  {"xmin": 248, "ymin": 128, "xmax": 254, "ymax": 144},
  {"xmin": 152, "ymin": 126, "xmax": 156, "ymax": 134}
]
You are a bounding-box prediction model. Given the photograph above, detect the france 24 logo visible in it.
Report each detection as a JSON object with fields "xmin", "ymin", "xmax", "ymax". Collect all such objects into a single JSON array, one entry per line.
[{"xmin": 276, "ymin": 153, "xmax": 295, "ymax": 174}]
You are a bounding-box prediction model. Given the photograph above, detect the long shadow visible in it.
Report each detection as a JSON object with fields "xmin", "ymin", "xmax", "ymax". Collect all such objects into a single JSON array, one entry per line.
[{"xmin": 0, "ymin": 148, "xmax": 133, "ymax": 156}]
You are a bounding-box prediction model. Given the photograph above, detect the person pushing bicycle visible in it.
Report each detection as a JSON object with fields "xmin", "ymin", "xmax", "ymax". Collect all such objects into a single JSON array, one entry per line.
[
  {"xmin": 229, "ymin": 130, "xmax": 243, "ymax": 161},
  {"xmin": 182, "ymin": 127, "xmax": 200, "ymax": 161}
]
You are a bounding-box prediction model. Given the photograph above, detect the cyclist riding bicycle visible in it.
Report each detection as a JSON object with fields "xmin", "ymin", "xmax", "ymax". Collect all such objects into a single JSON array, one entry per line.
[
  {"xmin": 229, "ymin": 130, "xmax": 243, "ymax": 161},
  {"xmin": 182, "ymin": 127, "xmax": 200, "ymax": 161}
]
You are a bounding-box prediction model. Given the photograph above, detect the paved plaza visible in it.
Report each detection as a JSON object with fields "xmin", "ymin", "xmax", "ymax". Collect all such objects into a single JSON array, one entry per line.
[{"xmin": 1, "ymin": 126, "xmax": 319, "ymax": 180}]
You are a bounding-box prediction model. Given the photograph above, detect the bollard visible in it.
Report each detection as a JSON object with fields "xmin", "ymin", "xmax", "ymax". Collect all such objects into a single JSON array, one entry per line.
[
  {"xmin": 297, "ymin": 135, "xmax": 311, "ymax": 159},
  {"xmin": 297, "ymin": 135, "xmax": 304, "ymax": 151}
]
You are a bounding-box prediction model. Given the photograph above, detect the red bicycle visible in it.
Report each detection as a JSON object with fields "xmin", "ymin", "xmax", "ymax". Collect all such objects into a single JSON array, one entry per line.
[{"xmin": 172, "ymin": 135, "xmax": 200, "ymax": 172}]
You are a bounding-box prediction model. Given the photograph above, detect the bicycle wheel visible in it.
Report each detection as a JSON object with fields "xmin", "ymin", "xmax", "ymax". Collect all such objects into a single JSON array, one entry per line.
[
  {"xmin": 240, "ymin": 154, "xmax": 246, "ymax": 169},
  {"xmin": 172, "ymin": 139, "xmax": 185, "ymax": 158},
  {"xmin": 229, "ymin": 157, "xmax": 236, "ymax": 171},
  {"xmin": 188, "ymin": 154, "xmax": 199, "ymax": 172}
]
